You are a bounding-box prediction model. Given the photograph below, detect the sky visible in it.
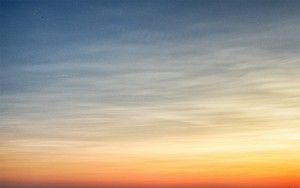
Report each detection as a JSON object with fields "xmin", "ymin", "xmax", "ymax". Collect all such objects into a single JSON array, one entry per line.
[{"xmin": 1, "ymin": 0, "xmax": 300, "ymax": 188}]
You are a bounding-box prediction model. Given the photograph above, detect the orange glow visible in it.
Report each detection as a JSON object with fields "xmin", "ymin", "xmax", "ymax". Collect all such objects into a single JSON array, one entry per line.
[{"xmin": 2, "ymin": 136, "xmax": 300, "ymax": 187}]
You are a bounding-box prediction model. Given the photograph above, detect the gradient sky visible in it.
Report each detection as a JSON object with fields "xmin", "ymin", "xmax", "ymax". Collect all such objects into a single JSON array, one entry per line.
[{"xmin": 1, "ymin": 1, "xmax": 300, "ymax": 188}]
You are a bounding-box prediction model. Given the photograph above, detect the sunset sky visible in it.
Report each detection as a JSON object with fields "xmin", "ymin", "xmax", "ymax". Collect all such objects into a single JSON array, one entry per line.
[{"xmin": 1, "ymin": 1, "xmax": 300, "ymax": 188}]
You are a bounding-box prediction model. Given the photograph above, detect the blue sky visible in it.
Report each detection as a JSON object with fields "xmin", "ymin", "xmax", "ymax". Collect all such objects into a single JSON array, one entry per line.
[{"xmin": 1, "ymin": 0, "xmax": 300, "ymax": 140}]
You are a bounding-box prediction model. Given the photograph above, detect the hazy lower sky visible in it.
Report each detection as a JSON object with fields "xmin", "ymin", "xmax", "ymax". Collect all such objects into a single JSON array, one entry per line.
[{"xmin": 1, "ymin": 1, "xmax": 300, "ymax": 188}]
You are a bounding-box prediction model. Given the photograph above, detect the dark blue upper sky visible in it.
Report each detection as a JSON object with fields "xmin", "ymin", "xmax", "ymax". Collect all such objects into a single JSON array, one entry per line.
[{"xmin": 1, "ymin": 0, "xmax": 300, "ymax": 66}]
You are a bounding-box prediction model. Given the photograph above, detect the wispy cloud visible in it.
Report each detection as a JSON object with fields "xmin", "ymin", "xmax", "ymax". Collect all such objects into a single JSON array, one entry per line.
[{"xmin": 1, "ymin": 1, "xmax": 300, "ymax": 187}]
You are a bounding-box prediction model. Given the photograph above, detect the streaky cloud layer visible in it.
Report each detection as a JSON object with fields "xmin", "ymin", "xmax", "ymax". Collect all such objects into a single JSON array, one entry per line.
[{"xmin": 1, "ymin": 1, "xmax": 300, "ymax": 187}]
